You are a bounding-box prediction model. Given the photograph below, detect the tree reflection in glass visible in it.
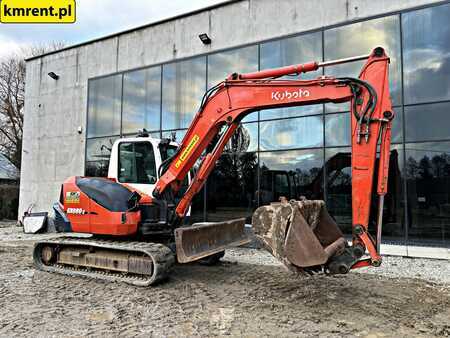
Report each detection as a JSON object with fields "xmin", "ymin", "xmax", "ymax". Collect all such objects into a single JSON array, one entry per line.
[
  {"xmin": 207, "ymin": 152, "xmax": 258, "ymax": 223},
  {"xmin": 259, "ymin": 149, "xmax": 324, "ymax": 205},
  {"xmin": 325, "ymin": 146, "xmax": 404, "ymax": 239},
  {"xmin": 405, "ymin": 142, "xmax": 450, "ymax": 245},
  {"xmin": 85, "ymin": 136, "xmax": 119, "ymax": 177}
]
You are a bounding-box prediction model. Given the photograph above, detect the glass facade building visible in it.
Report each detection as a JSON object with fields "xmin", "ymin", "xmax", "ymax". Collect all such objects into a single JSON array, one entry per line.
[{"xmin": 85, "ymin": 3, "xmax": 450, "ymax": 248}]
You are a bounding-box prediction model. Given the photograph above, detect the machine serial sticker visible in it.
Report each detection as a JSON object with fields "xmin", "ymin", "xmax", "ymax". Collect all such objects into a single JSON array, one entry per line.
[
  {"xmin": 65, "ymin": 191, "xmax": 80, "ymax": 203},
  {"xmin": 66, "ymin": 208, "xmax": 86, "ymax": 215},
  {"xmin": 175, "ymin": 134, "xmax": 200, "ymax": 168}
]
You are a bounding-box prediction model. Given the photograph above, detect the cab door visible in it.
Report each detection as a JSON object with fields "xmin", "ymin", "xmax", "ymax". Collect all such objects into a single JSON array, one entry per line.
[{"xmin": 117, "ymin": 141, "xmax": 157, "ymax": 195}]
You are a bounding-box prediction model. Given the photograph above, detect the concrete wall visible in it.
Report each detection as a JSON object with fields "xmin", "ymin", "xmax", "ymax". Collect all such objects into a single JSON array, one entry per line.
[{"xmin": 19, "ymin": 0, "xmax": 442, "ymax": 216}]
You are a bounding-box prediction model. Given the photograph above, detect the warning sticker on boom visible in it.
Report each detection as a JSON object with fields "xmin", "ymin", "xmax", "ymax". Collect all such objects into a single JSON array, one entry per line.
[
  {"xmin": 175, "ymin": 134, "xmax": 200, "ymax": 169},
  {"xmin": 65, "ymin": 191, "xmax": 80, "ymax": 204}
]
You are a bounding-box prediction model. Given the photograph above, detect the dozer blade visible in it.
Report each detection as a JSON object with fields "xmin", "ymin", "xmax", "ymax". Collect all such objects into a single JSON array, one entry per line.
[
  {"xmin": 252, "ymin": 199, "xmax": 347, "ymax": 274},
  {"xmin": 175, "ymin": 218, "xmax": 250, "ymax": 263}
]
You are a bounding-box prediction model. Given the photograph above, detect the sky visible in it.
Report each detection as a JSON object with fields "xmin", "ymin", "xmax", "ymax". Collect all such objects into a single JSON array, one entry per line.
[{"xmin": 0, "ymin": 0, "xmax": 225, "ymax": 59}]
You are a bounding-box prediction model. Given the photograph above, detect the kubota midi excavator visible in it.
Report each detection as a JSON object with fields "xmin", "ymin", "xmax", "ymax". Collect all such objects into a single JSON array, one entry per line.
[{"xmin": 33, "ymin": 47, "xmax": 394, "ymax": 286}]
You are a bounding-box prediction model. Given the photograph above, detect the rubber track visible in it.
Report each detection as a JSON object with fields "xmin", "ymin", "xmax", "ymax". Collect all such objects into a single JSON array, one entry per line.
[{"xmin": 33, "ymin": 237, "xmax": 175, "ymax": 287}]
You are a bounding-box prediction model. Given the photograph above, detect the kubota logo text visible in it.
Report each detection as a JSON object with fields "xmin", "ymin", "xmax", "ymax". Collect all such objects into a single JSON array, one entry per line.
[{"xmin": 271, "ymin": 89, "xmax": 310, "ymax": 101}]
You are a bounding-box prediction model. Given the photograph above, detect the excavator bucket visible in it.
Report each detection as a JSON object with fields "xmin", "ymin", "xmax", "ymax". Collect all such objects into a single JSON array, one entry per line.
[
  {"xmin": 252, "ymin": 199, "xmax": 346, "ymax": 274},
  {"xmin": 175, "ymin": 218, "xmax": 250, "ymax": 263}
]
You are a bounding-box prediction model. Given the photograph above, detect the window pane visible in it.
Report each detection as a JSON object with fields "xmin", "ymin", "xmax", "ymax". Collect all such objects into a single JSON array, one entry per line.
[
  {"xmin": 325, "ymin": 147, "xmax": 352, "ymax": 233},
  {"xmin": 87, "ymin": 75, "xmax": 122, "ymax": 138},
  {"xmin": 386, "ymin": 145, "xmax": 405, "ymax": 242},
  {"xmin": 190, "ymin": 186, "xmax": 206, "ymax": 224},
  {"xmin": 134, "ymin": 142, "xmax": 156, "ymax": 184},
  {"xmin": 260, "ymin": 32, "xmax": 322, "ymax": 76},
  {"xmin": 260, "ymin": 116, "xmax": 323, "ymax": 150},
  {"xmin": 225, "ymin": 122, "xmax": 258, "ymax": 153},
  {"xmin": 326, "ymin": 145, "xmax": 404, "ymax": 240},
  {"xmin": 405, "ymin": 142, "xmax": 450, "ymax": 245},
  {"xmin": 122, "ymin": 131, "xmax": 160, "ymax": 139},
  {"xmin": 206, "ymin": 152, "xmax": 258, "ymax": 223},
  {"xmin": 162, "ymin": 57, "xmax": 206, "ymax": 130},
  {"xmin": 118, "ymin": 142, "xmax": 136, "ymax": 183},
  {"xmin": 85, "ymin": 136, "xmax": 118, "ymax": 177},
  {"xmin": 161, "ymin": 129, "xmax": 187, "ymax": 143},
  {"xmin": 86, "ymin": 136, "xmax": 118, "ymax": 162},
  {"xmin": 259, "ymin": 149, "xmax": 324, "ymax": 205},
  {"xmin": 122, "ymin": 67, "xmax": 161, "ymax": 134},
  {"xmin": 325, "ymin": 113, "xmax": 350, "ymax": 147},
  {"xmin": 403, "ymin": 3, "xmax": 450, "ymax": 104},
  {"xmin": 260, "ymin": 32, "xmax": 323, "ymax": 119},
  {"xmin": 208, "ymin": 46, "xmax": 258, "ymax": 88},
  {"xmin": 208, "ymin": 46, "xmax": 258, "ymax": 122},
  {"xmin": 405, "ymin": 102, "xmax": 450, "ymax": 142},
  {"xmin": 118, "ymin": 142, "xmax": 157, "ymax": 184},
  {"xmin": 325, "ymin": 109, "xmax": 402, "ymax": 146},
  {"xmin": 392, "ymin": 106, "xmax": 403, "ymax": 144},
  {"xmin": 261, "ymin": 105, "xmax": 323, "ymax": 121},
  {"xmin": 324, "ymin": 15, "xmax": 402, "ymax": 112},
  {"xmin": 85, "ymin": 161, "xmax": 109, "ymax": 177},
  {"xmin": 160, "ymin": 144, "xmax": 178, "ymax": 162}
]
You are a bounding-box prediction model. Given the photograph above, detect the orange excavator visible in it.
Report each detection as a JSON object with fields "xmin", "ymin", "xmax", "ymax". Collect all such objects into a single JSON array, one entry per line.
[{"xmin": 33, "ymin": 47, "xmax": 394, "ymax": 286}]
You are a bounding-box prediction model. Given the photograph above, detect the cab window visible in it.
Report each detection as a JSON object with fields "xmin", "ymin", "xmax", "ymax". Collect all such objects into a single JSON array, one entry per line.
[
  {"xmin": 118, "ymin": 142, "xmax": 157, "ymax": 184},
  {"xmin": 159, "ymin": 143, "xmax": 192, "ymax": 197},
  {"xmin": 160, "ymin": 144, "xmax": 178, "ymax": 162}
]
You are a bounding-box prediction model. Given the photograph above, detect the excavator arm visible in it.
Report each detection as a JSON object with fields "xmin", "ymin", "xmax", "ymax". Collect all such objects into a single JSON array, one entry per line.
[{"xmin": 154, "ymin": 47, "xmax": 394, "ymax": 271}]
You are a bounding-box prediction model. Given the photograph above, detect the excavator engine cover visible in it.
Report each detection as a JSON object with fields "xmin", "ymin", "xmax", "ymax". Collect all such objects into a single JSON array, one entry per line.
[{"xmin": 252, "ymin": 199, "xmax": 346, "ymax": 274}]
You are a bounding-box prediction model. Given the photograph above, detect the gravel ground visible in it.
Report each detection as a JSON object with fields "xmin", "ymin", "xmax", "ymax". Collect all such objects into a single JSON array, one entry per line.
[
  {"xmin": 0, "ymin": 223, "xmax": 449, "ymax": 337},
  {"xmin": 225, "ymin": 248, "xmax": 450, "ymax": 285}
]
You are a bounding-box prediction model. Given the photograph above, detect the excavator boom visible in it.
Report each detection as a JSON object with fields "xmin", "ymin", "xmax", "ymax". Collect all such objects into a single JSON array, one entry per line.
[{"xmin": 156, "ymin": 47, "xmax": 394, "ymax": 271}]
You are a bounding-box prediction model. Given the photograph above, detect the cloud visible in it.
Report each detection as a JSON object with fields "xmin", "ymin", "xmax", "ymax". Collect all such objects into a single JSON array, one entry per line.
[
  {"xmin": 0, "ymin": 0, "xmax": 225, "ymax": 59},
  {"xmin": 0, "ymin": 34, "xmax": 27, "ymax": 60}
]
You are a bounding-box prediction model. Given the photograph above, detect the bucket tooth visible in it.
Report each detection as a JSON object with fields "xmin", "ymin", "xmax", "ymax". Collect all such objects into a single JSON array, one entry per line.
[{"xmin": 175, "ymin": 218, "xmax": 250, "ymax": 263}]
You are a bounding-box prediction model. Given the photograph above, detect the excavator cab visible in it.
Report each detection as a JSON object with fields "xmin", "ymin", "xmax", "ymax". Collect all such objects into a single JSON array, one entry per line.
[{"xmin": 108, "ymin": 135, "xmax": 188, "ymax": 199}]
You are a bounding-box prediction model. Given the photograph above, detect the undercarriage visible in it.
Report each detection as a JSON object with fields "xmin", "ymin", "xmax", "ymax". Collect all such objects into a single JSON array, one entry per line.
[{"xmin": 33, "ymin": 237, "xmax": 175, "ymax": 286}]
